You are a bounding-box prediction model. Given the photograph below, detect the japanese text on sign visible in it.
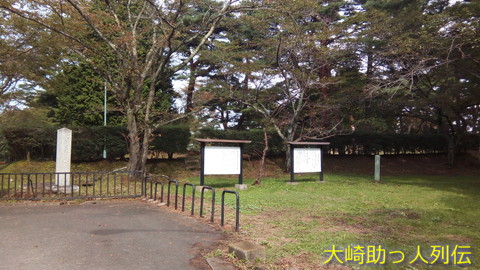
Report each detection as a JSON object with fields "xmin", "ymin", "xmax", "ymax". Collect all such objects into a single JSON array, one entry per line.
[{"xmin": 324, "ymin": 245, "xmax": 472, "ymax": 265}]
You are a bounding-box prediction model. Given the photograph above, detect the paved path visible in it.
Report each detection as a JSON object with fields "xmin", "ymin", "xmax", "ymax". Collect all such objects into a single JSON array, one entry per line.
[{"xmin": 0, "ymin": 200, "xmax": 222, "ymax": 270}]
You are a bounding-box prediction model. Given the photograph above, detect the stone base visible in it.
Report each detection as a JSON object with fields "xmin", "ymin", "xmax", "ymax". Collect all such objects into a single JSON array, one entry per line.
[
  {"xmin": 286, "ymin": 182, "xmax": 299, "ymax": 185},
  {"xmin": 228, "ymin": 241, "xmax": 265, "ymax": 262},
  {"xmin": 206, "ymin": 257, "xmax": 236, "ymax": 270},
  {"xmin": 235, "ymin": 184, "xmax": 248, "ymax": 190},
  {"xmin": 195, "ymin": 186, "xmax": 211, "ymax": 193},
  {"xmin": 51, "ymin": 185, "xmax": 79, "ymax": 193}
]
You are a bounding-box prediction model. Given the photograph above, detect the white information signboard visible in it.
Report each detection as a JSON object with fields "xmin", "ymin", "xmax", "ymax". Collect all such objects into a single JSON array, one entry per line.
[
  {"xmin": 293, "ymin": 148, "xmax": 322, "ymax": 173},
  {"xmin": 204, "ymin": 146, "xmax": 241, "ymax": 175}
]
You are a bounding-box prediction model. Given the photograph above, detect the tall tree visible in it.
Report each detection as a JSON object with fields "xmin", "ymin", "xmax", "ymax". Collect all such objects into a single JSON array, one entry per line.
[
  {"xmin": 355, "ymin": 0, "xmax": 480, "ymax": 164},
  {"xmin": 1, "ymin": 0, "xmax": 244, "ymax": 173},
  {"xmin": 0, "ymin": 6, "xmax": 62, "ymax": 116},
  {"xmin": 211, "ymin": 0, "xmax": 359, "ymax": 168},
  {"xmin": 39, "ymin": 61, "xmax": 119, "ymax": 126}
]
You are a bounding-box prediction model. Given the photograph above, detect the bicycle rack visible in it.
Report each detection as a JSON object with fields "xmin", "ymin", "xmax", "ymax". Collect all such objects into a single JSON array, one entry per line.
[
  {"xmin": 154, "ymin": 181, "xmax": 164, "ymax": 202},
  {"xmin": 200, "ymin": 186, "xmax": 215, "ymax": 222},
  {"xmin": 167, "ymin": 179, "xmax": 179, "ymax": 209},
  {"xmin": 221, "ymin": 190, "xmax": 240, "ymax": 232},
  {"xmin": 181, "ymin": 183, "xmax": 196, "ymax": 216}
]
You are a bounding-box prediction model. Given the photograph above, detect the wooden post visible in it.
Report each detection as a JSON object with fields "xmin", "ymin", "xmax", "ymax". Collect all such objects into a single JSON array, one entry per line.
[
  {"xmin": 200, "ymin": 142, "xmax": 205, "ymax": 186},
  {"xmin": 290, "ymin": 144, "xmax": 295, "ymax": 182},
  {"xmin": 319, "ymin": 146, "xmax": 324, "ymax": 182},
  {"xmin": 239, "ymin": 144, "xmax": 244, "ymax": 185}
]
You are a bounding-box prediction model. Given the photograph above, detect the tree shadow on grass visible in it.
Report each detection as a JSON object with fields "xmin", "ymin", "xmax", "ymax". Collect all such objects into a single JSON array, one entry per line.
[
  {"xmin": 381, "ymin": 175, "xmax": 480, "ymax": 220},
  {"xmin": 385, "ymin": 175, "xmax": 480, "ymax": 195},
  {"xmin": 285, "ymin": 177, "xmax": 323, "ymax": 183}
]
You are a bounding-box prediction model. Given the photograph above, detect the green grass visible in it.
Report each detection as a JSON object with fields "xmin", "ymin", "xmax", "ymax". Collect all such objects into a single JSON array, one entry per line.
[
  {"xmin": 183, "ymin": 173, "xmax": 479, "ymax": 269},
  {"xmin": 0, "ymin": 160, "xmax": 127, "ymax": 173}
]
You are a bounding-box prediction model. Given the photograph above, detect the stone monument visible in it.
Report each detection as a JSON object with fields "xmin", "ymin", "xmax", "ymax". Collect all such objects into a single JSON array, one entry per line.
[{"xmin": 54, "ymin": 128, "xmax": 78, "ymax": 192}]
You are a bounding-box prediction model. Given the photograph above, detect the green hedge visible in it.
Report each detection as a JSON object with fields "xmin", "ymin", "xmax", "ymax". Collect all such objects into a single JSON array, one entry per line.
[
  {"xmin": 1, "ymin": 125, "xmax": 194, "ymax": 162},
  {"xmin": 197, "ymin": 129, "xmax": 479, "ymax": 156},
  {"xmin": 1, "ymin": 126, "xmax": 128, "ymax": 162},
  {"xmin": 198, "ymin": 128, "xmax": 284, "ymax": 157},
  {"xmin": 2, "ymin": 126, "xmax": 56, "ymax": 161},
  {"xmin": 150, "ymin": 125, "xmax": 190, "ymax": 159},
  {"xmin": 3, "ymin": 125, "xmax": 477, "ymax": 162},
  {"xmin": 72, "ymin": 126, "xmax": 128, "ymax": 161},
  {"xmin": 327, "ymin": 133, "xmax": 479, "ymax": 155}
]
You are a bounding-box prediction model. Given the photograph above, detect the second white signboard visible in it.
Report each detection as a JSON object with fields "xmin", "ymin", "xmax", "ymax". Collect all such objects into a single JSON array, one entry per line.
[{"xmin": 293, "ymin": 148, "xmax": 322, "ymax": 173}]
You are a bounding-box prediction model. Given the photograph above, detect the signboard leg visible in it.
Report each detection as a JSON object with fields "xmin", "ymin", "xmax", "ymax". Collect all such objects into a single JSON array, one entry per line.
[
  {"xmin": 235, "ymin": 145, "xmax": 248, "ymax": 190},
  {"xmin": 200, "ymin": 142, "xmax": 205, "ymax": 186},
  {"xmin": 319, "ymin": 146, "xmax": 324, "ymax": 182},
  {"xmin": 290, "ymin": 144, "xmax": 295, "ymax": 183},
  {"xmin": 239, "ymin": 144, "xmax": 243, "ymax": 185}
]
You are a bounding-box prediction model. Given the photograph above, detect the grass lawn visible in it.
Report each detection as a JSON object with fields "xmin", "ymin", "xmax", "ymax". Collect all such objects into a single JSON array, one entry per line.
[{"xmin": 183, "ymin": 173, "xmax": 479, "ymax": 269}]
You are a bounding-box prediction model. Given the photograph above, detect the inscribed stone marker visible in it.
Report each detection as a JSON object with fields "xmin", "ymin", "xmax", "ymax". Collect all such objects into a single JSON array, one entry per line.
[{"xmin": 55, "ymin": 128, "xmax": 72, "ymax": 186}]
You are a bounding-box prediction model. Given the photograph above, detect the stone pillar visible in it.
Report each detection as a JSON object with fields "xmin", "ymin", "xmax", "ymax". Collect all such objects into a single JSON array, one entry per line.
[
  {"xmin": 55, "ymin": 128, "xmax": 72, "ymax": 186},
  {"xmin": 374, "ymin": 155, "xmax": 381, "ymax": 182}
]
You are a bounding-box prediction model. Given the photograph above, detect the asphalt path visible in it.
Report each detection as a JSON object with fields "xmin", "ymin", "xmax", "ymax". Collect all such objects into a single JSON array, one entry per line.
[{"xmin": 0, "ymin": 200, "xmax": 222, "ymax": 270}]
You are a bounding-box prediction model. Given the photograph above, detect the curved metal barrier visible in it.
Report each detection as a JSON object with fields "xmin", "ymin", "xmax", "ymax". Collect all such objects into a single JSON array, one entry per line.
[
  {"xmin": 221, "ymin": 190, "xmax": 240, "ymax": 232},
  {"xmin": 181, "ymin": 183, "xmax": 196, "ymax": 216},
  {"xmin": 167, "ymin": 179, "xmax": 179, "ymax": 209},
  {"xmin": 153, "ymin": 181, "xmax": 164, "ymax": 202},
  {"xmin": 1, "ymin": 170, "xmax": 242, "ymax": 232},
  {"xmin": 200, "ymin": 186, "xmax": 215, "ymax": 222}
]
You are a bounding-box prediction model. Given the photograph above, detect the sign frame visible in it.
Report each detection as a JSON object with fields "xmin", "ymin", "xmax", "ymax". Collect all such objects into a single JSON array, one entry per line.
[
  {"xmin": 196, "ymin": 139, "xmax": 252, "ymax": 186},
  {"xmin": 288, "ymin": 141, "xmax": 330, "ymax": 183},
  {"xmin": 204, "ymin": 146, "xmax": 241, "ymax": 175}
]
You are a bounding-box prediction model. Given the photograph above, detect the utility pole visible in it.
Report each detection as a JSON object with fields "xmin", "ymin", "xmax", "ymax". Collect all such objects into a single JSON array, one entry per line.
[{"xmin": 103, "ymin": 81, "xmax": 107, "ymax": 159}]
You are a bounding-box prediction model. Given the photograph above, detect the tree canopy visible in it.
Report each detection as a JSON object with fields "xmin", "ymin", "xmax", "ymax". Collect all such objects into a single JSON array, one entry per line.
[{"xmin": 1, "ymin": 0, "xmax": 478, "ymax": 168}]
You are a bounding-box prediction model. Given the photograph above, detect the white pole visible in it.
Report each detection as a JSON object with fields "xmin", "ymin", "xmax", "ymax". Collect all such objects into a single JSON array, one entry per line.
[
  {"xmin": 103, "ymin": 81, "xmax": 107, "ymax": 159},
  {"xmin": 374, "ymin": 155, "xmax": 381, "ymax": 182}
]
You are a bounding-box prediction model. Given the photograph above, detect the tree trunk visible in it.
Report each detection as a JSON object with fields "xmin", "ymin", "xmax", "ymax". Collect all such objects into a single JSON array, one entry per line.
[
  {"xmin": 284, "ymin": 125, "xmax": 297, "ymax": 172},
  {"xmin": 186, "ymin": 59, "xmax": 197, "ymax": 113},
  {"xmin": 126, "ymin": 105, "xmax": 144, "ymax": 173},
  {"xmin": 447, "ymin": 136, "xmax": 455, "ymax": 167},
  {"xmin": 254, "ymin": 127, "xmax": 269, "ymax": 185}
]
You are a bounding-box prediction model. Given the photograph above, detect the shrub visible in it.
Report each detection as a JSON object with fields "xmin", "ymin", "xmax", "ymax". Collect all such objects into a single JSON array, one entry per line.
[
  {"xmin": 2, "ymin": 126, "xmax": 56, "ymax": 161},
  {"xmin": 327, "ymin": 132, "xmax": 452, "ymax": 155},
  {"xmin": 1, "ymin": 126, "xmax": 128, "ymax": 162},
  {"xmin": 198, "ymin": 128, "xmax": 284, "ymax": 157},
  {"xmin": 150, "ymin": 125, "xmax": 190, "ymax": 159},
  {"xmin": 72, "ymin": 126, "xmax": 128, "ymax": 161}
]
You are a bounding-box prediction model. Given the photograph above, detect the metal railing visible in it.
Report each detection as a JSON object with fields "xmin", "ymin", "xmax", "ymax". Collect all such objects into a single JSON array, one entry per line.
[
  {"xmin": 0, "ymin": 171, "xmax": 144, "ymax": 200},
  {"xmin": 1, "ymin": 171, "xmax": 241, "ymax": 232},
  {"xmin": 146, "ymin": 176, "xmax": 240, "ymax": 232}
]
